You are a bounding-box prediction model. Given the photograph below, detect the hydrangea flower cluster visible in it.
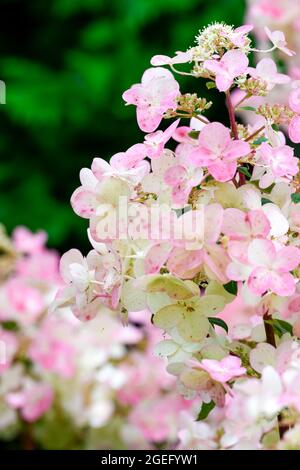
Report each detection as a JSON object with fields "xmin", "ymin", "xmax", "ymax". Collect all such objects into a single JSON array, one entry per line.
[
  {"xmin": 0, "ymin": 226, "xmax": 194, "ymax": 449},
  {"xmin": 55, "ymin": 22, "xmax": 300, "ymax": 449}
]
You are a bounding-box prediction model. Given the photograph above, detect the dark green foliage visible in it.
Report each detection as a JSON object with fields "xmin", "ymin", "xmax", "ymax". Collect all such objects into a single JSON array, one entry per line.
[
  {"xmin": 208, "ymin": 317, "xmax": 229, "ymax": 333},
  {"xmin": 291, "ymin": 193, "xmax": 300, "ymax": 204},
  {"xmin": 223, "ymin": 280, "xmax": 238, "ymax": 295},
  {"xmin": 265, "ymin": 319, "xmax": 293, "ymax": 338}
]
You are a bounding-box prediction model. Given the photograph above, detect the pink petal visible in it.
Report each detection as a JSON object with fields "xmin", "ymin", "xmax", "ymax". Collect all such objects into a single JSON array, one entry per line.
[
  {"xmin": 289, "ymin": 87, "xmax": 300, "ymax": 114},
  {"xmin": 248, "ymin": 266, "xmax": 272, "ymax": 295},
  {"xmin": 228, "ymin": 240, "xmax": 250, "ymax": 264},
  {"xmin": 141, "ymin": 67, "xmax": 175, "ymax": 85},
  {"xmin": 273, "ymin": 246, "xmax": 300, "ymax": 271},
  {"xmin": 248, "ymin": 210, "xmax": 271, "ymax": 237},
  {"xmin": 167, "ymin": 247, "xmax": 204, "ymax": 279},
  {"xmin": 204, "ymin": 244, "xmax": 230, "ymax": 284},
  {"xmin": 268, "ymin": 271, "xmax": 296, "ymax": 297},
  {"xmin": 289, "ymin": 115, "xmax": 300, "ymax": 144},
  {"xmin": 111, "ymin": 144, "xmax": 147, "ymax": 169},
  {"xmin": 60, "ymin": 249, "xmax": 84, "ymax": 283},
  {"xmin": 150, "ymin": 54, "xmax": 172, "ymax": 66},
  {"xmin": 150, "ymin": 52, "xmax": 191, "ymax": 66},
  {"xmin": 72, "ymin": 298, "xmax": 100, "ymax": 322},
  {"xmin": 215, "ymin": 74, "xmax": 234, "ymax": 92},
  {"xmin": 164, "ymin": 165, "xmax": 186, "ymax": 186},
  {"xmin": 189, "ymin": 147, "xmax": 215, "ymax": 166},
  {"xmin": 247, "ymin": 239, "xmax": 276, "ymax": 267},
  {"xmin": 204, "ymin": 204, "xmax": 224, "ymax": 243},
  {"xmin": 91, "ymin": 158, "xmax": 111, "ymax": 179},
  {"xmin": 223, "ymin": 140, "xmax": 250, "ymax": 161},
  {"xmin": 222, "ymin": 208, "xmax": 250, "ymax": 239},
  {"xmin": 122, "ymin": 84, "xmax": 143, "ymax": 105},
  {"xmin": 71, "ymin": 187, "xmax": 98, "ymax": 218},
  {"xmin": 222, "ymin": 50, "xmax": 249, "ymax": 77},
  {"xmin": 137, "ymin": 106, "xmax": 163, "ymax": 133},
  {"xmin": 79, "ymin": 168, "xmax": 98, "ymax": 188},
  {"xmin": 198, "ymin": 122, "xmax": 231, "ymax": 155},
  {"xmin": 144, "ymin": 243, "xmax": 172, "ymax": 274},
  {"xmin": 226, "ymin": 261, "xmax": 249, "ymax": 281},
  {"xmin": 204, "ymin": 59, "xmax": 224, "ymax": 75},
  {"xmin": 208, "ymin": 160, "xmax": 237, "ymax": 182}
]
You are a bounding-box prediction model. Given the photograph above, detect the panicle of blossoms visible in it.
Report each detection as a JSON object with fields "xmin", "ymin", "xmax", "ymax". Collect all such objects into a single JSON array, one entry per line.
[{"xmin": 57, "ymin": 18, "xmax": 300, "ymax": 450}]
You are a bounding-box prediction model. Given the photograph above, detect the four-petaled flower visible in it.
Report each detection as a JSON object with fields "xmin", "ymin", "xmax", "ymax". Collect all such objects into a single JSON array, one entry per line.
[
  {"xmin": 204, "ymin": 50, "xmax": 249, "ymax": 92},
  {"xmin": 122, "ymin": 67, "xmax": 180, "ymax": 132},
  {"xmin": 189, "ymin": 122, "xmax": 250, "ymax": 182}
]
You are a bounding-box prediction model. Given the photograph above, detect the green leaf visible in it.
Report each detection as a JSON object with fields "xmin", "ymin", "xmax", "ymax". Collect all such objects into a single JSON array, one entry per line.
[
  {"xmin": 265, "ymin": 319, "xmax": 293, "ymax": 338},
  {"xmin": 291, "ymin": 193, "xmax": 300, "ymax": 204},
  {"xmin": 196, "ymin": 400, "xmax": 215, "ymax": 421},
  {"xmin": 206, "ymin": 81, "xmax": 216, "ymax": 89},
  {"xmin": 188, "ymin": 130, "xmax": 200, "ymax": 139},
  {"xmin": 240, "ymin": 106, "xmax": 256, "ymax": 112},
  {"xmin": 271, "ymin": 124, "xmax": 280, "ymax": 132},
  {"xmin": 261, "ymin": 197, "xmax": 272, "ymax": 205},
  {"xmin": 253, "ymin": 136, "xmax": 268, "ymax": 145},
  {"xmin": 208, "ymin": 317, "xmax": 228, "ymax": 333},
  {"xmin": 1, "ymin": 320, "xmax": 19, "ymax": 332},
  {"xmin": 223, "ymin": 280, "xmax": 238, "ymax": 296},
  {"xmin": 238, "ymin": 166, "xmax": 252, "ymax": 179}
]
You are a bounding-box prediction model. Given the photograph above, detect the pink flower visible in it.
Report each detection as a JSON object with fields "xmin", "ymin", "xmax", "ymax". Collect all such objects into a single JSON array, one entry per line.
[
  {"xmin": 5, "ymin": 278, "xmax": 45, "ymax": 322},
  {"xmin": 15, "ymin": 250, "xmax": 60, "ymax": 283},
  {"xmin": 128, "ymin": 394, "xmax": 191, "ymax": 443},
  {"xmin": 247, "ymin": 239, "xmax": 300, "ymax": 296},
  {"xmin": 29, "ymin": 318, "xmax": 76, "ymax": 379},
  {"xmin": 230, "ymin": 25, "xmax": 253, "ymax": 47},
  {"xmin": 71, "ymin": 172, "xmax": 130, "ymax": 220},
  {"xmin": 289, "ymin": 85, "xmax": 300, "ymax": 114},
  {"xmin": 167, "ymin": 204, "xmax": 230, "ymax": 283},
  {"xmin": 122, "ymin": 68, "xmax": 180, "ymax": 132},
  {"xmin": 53, "ymin": 248, "xmax": 122, "ymax": 320},
  {"xmin": 0, "ymin": 328, "xmax": 18, "ymax": 373},
  {"xmin": 204, "ymin": 50, "xmax": 249, "ymax": 92},
  {"xmin": 143, "ymin": 119, "xmax": 180, "ymax": 159},
  {"xmin": 117, "ymin": 351, "xmax": 174, "ymax": 406},
  {"xmin": 258, "ymin": 142, "xmax": 298, "ymax": 187},
  {"xmin": 164, "ymin": 162, "xmax": 203, "ymax": 206},
  {"xmin": 189, "ymin": 122, "xmax": 250, "ymax": 182},
  {"xmin": 172, "ymin": 125, "xmax": 194, "ymax": 143},
  {"xmin": 150, "ymin": 51, "xmax": 192, "ymax": 66},
  {"xmin": 248, "ymin": 58, "xmax": 290, "ymax": 90},
  {"xmin": 289, "ymin": 115, "xmax": 300, "ymax": 144},
  {"xmin": 104, "ymin": 146, "xmax": 150, "ymax": 181},
  {"xmin": 7, "ymin": 380, "xmax": 53, "ymax": 422},
  {"xmin": 189, "ymin": 356, "xmax": 246, "ymax": 383},
  {"xmin": 265, "ymin": 27, "xmax": 295, "ymax": 56},
  {"xmin": 12, "ymin": 227, "xmax": 47, "ymax": 254},
  {"xmin": 222, "ymin": 208, "xmax": 271, "ymax": 263}
]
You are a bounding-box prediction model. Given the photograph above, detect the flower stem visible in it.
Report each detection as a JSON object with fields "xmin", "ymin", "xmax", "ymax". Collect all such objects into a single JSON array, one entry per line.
[
  {"xmin": 263, "ymin": 312, "xmax": 276, "ymax": 348},
  {"xmin": 225, "ymin": 91, "xmax": 239, "ymax": 140},
  {"xmin": 225, "ymin": 91, "xmax": 246, "ymax": 186},
  {"xmin": 234, "ymin": 93, "xmax": 251, "ymax": 109},
  {"xmin": 245, "ymin": 125, "xmax": 265, "ymax": 142}
]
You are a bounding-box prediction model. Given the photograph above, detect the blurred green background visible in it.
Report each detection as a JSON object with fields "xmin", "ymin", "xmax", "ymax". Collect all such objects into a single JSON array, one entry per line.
[{"xmin": 0, "ymin": 0, "xmax": 245, "ymax": 253}]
